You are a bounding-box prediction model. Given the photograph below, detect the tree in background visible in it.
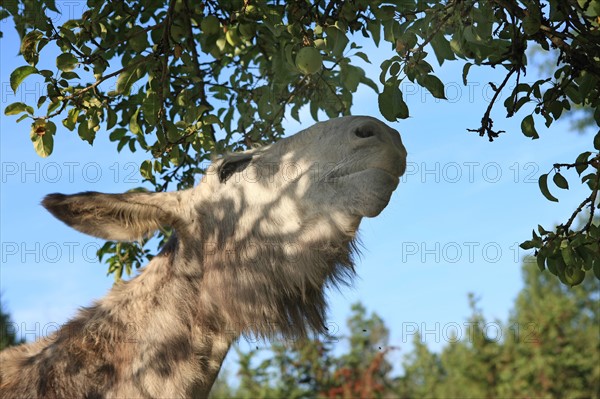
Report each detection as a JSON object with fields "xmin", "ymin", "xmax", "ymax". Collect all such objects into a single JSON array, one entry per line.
[
  {"xmin": 395, "ymin": 333, "xmax": 443, "ymax": 398},
  {"xmin": 2, "ymin": 0, "xmax": 598, "ymax": 285},
  {"xmin": 209, "ymin": 303, "xmax": 393, "ymax": 398},
  {"xmin": 395, "ymin": 259, "xmax": 599, "ymax": 398},
  {"xmin": 496, "ymin": 258, "xmax": 600, "ymax": 398},
  {"xmin": 211, "ymin": 259, "xmax": 599, "ymax": 398},
  {"xmin": 434, "ymin": 295, "xmax": 504, "ymax": 398},
  {"xmin": 0, "ymin": 300, "xmax": 24, "ymax": 351},
  {"xmin": 325, "ymin": 302, "xmax": 394, "ymax": 398}
]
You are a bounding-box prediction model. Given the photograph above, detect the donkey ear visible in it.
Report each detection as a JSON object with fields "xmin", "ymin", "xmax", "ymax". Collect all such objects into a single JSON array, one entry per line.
[{"xmin": 42, "ymin": 190, "xmax": 184, "ymax": 241}]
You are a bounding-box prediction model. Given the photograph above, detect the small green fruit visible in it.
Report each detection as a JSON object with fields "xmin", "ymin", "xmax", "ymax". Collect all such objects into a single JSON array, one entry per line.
[
  {"xmin": 295, "ymin": 47, "xmax": 322, "ymax": 75},
  {"xmin": 215, "ymin": 37, "xmax": 228, "ymax": 52},
  {"xmin": 314, "ymin": 39, "xmax": 326, "ymax": 50},
  {"xmin": 564, "ymin": 266, "xmax": 586, "ymax": 286},
  {"xmin": 201, "ymin": 15, "xmax": 220, "ymax": 35},
  {"xmin": 226, "ymin": 28, "xmax": 241, "ymax": 47}
]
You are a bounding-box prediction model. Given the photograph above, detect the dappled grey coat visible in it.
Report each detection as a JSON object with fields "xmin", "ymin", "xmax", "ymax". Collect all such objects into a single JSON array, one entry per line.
[{"xmin": 0, "ymin": 116, "xmax": 407, "ymax": 398}]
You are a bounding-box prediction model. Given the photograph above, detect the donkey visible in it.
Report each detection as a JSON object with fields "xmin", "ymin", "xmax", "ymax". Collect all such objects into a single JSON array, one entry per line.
[{"xmin": 0, "ymin": 115, "xmax": 407, "ymax": 398}]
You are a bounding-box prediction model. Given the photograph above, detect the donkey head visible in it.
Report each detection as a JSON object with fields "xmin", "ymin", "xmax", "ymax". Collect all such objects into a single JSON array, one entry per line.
[{"xmin": 44, "ymin": 116, "xmax": 406, "ymax": 242}]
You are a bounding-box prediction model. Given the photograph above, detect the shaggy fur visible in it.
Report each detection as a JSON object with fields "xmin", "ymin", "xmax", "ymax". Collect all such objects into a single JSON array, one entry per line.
[{"xmin": 0, "ymin": 116, "xmax": 407, "ymax": 398}]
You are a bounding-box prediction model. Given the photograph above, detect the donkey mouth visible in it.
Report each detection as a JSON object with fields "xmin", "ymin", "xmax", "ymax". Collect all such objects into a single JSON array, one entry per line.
[
  {"xmin": 325, "ymin": 168, "xmax": 399, "ymax": 218},
  {"xmin": 366, "ymin": 167, "xmax": 401, "ymax": 181},
  {"xmin": 324, "ymin": 166, "xmax": 401, "ymax": 182}
]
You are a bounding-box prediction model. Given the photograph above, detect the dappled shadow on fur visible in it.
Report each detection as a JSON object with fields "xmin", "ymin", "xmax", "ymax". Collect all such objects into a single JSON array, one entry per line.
[{"xmin": 0, "ymin": 116, "xmax": 407, "ymax": 398}]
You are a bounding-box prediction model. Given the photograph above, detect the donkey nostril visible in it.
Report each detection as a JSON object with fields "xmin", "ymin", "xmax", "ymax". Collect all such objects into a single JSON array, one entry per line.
[{"xmin": 355, "ymin": 128, "xmax": 374, "ymax": 138}]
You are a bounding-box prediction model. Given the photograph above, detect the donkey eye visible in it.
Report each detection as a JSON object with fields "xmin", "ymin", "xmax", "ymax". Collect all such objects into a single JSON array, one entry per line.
[
  {"xmin": 355, "ymin": 127, "xmax": 374, "ymax": 138},
  {"xmin": 218, "ymin": 157, "xmax": 252, "ymax": 183}
]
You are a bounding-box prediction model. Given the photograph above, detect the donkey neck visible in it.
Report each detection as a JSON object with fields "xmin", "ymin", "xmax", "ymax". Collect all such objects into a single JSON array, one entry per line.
[{"xmin": 95, "ymin": 237, "xmax": 234, "ymax": 398}]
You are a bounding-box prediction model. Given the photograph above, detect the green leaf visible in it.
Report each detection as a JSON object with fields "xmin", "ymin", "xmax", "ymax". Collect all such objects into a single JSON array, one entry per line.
[
  {"xmin": 575, "ymin": 151, "xmax": 591, "ymax": 175},
  {"xmin": 576, "ymin": 245, "xmax": 598, "ymax": 269},
  {"xmin": 354, "ymin": 51, "xmax": 371, "ymax": 63},
  {"xmin": 462, "ymin": 62, "xmax": 472, "ymax": 85},
  {"xmin": 5, "ymin": 102, "xmax": 34, "ymax": 116},
  {"xmin": 128, "ymin": 26, "xmax": 149, "ymax": 53},
  {"xmin": 594, "ymin": 131, "xmax": 600, "ymax": 151},
  {"xmin": 539, "ymin": 173, "xmax": 559, "ymax": 202},
  {"xmin": 523, "ymin": 12, "xmax": 541, "ymax": 35},
  {"xmin": 109, "ymin": 128, "xmax": 127, "ymax": 142},
  {"xmin": 582, "ymin": 172, "xmax": 597, "ymax": 190},
  {"xmin": 521, "ymin": 115, "xmax": 539, "ymax": 139},
  {"xmin": 142, "ymin": 93, "xmax": 159, "ymax": 126},
  {"xmin": 560, "ymin": 240, "xmax": 574, "ymax": 265},
  {"xmin": 106, "ymin": 107, "xmax": 117, "ymax": 130},
  {"xmin": 130, "ymin": 108, "xmax": 142, "ymax": 135},
  {"xmin": 140, "ymin": 160, "xmax": 153, "ymax": 179},
  {"xmin": 62, "ymin": 108, "xmax": 79, "ymax": 131},
  {"xmin": 56, "ymin": 53, "xmax": 78, "ymax": 72},
  {"xmin": 37, "ymin": 95, "xmax": 47, "ymax": 109},
  {"xmin": 366, "ymin": 19, "xmax": 381, "ymax": 46},
  {"xmin": 20, "ymin": 30, "xmax": 43, "ymax": 66},
  {"xmin": 45, "ymin": 120, "xmax": 56, "ymax": 136},
  {"xmin": 16, "ymin": 114, "xmax": 30, "ymax": 123},
  {"xmin": 379, "ymin": 59, "xmax": 393, "ymax": 84},
  {"xmin": 553, "ymin": 172, "xmax": 569, "ymax": 189},
  {"xmin": 430, "ymin": 34, "xmax": 455, "ymax": 65},
  {"xmin": 520, "ymin": 240, "xmax": 536, "ymax": 250},
  {"xmin": 325, "ymin": 26, "xmax": 349, "ymax": 57},
  {"xmin": 202, "ymin": 114, "xmax": 222, "ymax": 126},
  {"xmin": 536, "ymin": 254, "xmax": 546, "ymax": 272},
  {"xmin": 59, "ymin": 26, "xmax": 77, "ymax": 44},
  {"xmin": 30, "ymin": 120, "xmax": 55, "ymax": 157},
  {"xmin": 170, "ymin": 145, "xmax": 182, "ymax": 166},
  {"xmin": 379, "ymin": 84, "xmax": 409, "ymax": 121},
  {"xmin": 165, "ymin": 121, "xmax": 180, "ymax": 142},
  {"xmin": 10, "ymin": 65, "xmax": 38, "ymax": 93},
  {"xmin": 564, "ymin": 84, "xmax": 582, "ymax": 104},
  {"xmin": 417, "ymin": 74, "xmax": 446, "ymax": 99},
  {"xmin": 60, "ymin": 71, "xmax": 80, "ymax": 80},
  {"xmin": 546, "ymin": 256, "xmax": 559, "ymax": 276},
  {"xmin": 537, "ymin": 224, "xmax": 551, "ymax": 235},
  {"xmin": 116, "ymin": 65, "xmax": 143, "ymax": 95},
  {"xmin": 555, "ymin": 256, "xmax": 568, "ymax": 284},
  {"xmin": 360, "ymin": 76, "xmax": 379, "ymax": 93},
  {"xmin": 546, "ymin": 100, "xmax": 564, "ymax": 120},
  {"xmin": 38, "ymin": 70, "xmax": 53, "ymax": 78},
  {"xmin": 78, "ymin": 120, "xmax": 95, "ymax": 144}
]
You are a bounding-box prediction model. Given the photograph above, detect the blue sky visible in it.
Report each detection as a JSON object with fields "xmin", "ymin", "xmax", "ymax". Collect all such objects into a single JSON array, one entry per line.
[{"xmin": 0, "ymin": 10, "xmax": 595, "ymax": 375}]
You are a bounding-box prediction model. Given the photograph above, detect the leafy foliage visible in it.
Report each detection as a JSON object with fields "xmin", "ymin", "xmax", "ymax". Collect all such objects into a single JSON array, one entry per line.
[{"xmin": 2, "ymin": 0, "xmax": 599, "ymax": 284}]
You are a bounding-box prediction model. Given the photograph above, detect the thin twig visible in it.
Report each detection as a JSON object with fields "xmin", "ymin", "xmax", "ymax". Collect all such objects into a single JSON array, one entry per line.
[
  {"xmin": 62, "ymin": 59, "xmax": 147, "ymax": 101},
  {"xmin": 467, "ymin": 66, "xmax": 516, "ymax": 141},
  {"xmin": 413, "ymin": 4, "xmax": 455, "ymax": 54}
]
